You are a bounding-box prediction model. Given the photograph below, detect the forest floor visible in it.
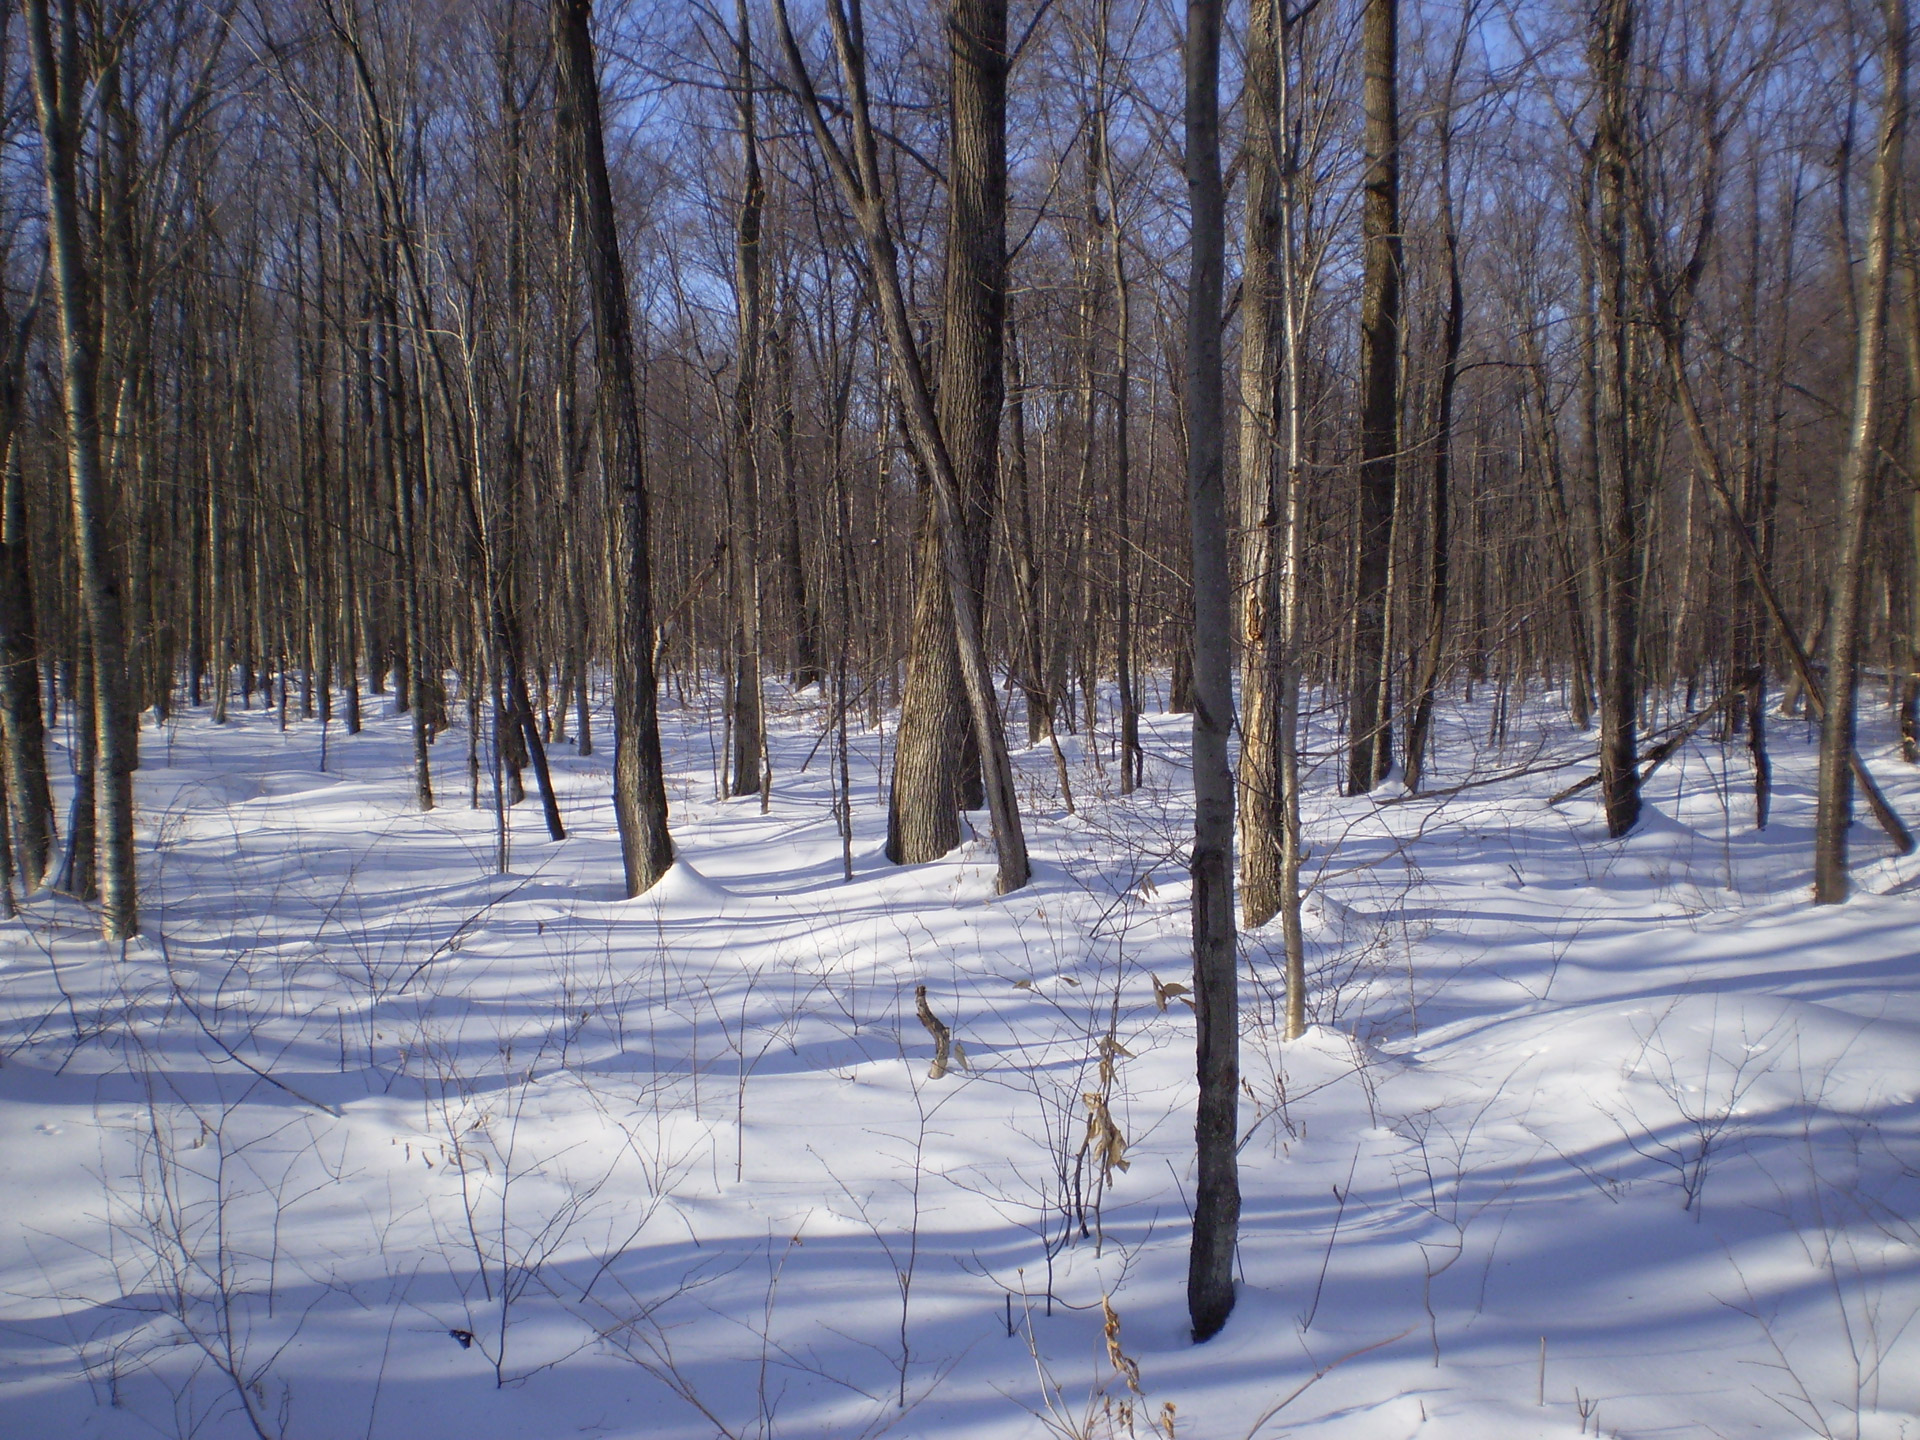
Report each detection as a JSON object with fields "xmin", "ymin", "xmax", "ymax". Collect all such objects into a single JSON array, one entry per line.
[{"xmin": 3, "ymin": 677, "xmax": 1919, "ymax": 1440}]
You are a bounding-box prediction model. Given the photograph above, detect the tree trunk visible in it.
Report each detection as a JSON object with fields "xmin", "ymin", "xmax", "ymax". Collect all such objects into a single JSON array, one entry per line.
[
  {"xmin": 1236, "ymin": 0, "xmax": 1285, "ymax": 928},
  {"xmin": 1590, "ymin": 0, "xmax": 1642, "ymax": 839},
  {"xmin": 1404, "ymin": 14, "xmax": 1471, "ymax": 794},
  {"xmin": 1183, "ymin": 0, "xmax": 1239, "ymax": 1345},
  {"xmin": 1347, "ymin": 0, "xmax": 1402, "ymax": 796},
  {"xmin": 776, "ymin": 0, "xmax": 1030, "ymax": 893},
  {"xmin": 28, "ymin": 0, "xmax": 139, "ymax": 939},
  {"xmin": 0, "ymin": 278, "xmax": 55, "ymax": 889},
  {"xmin": 886, "ymin": 0, "xmax": 1012, "ymax": 860},
  {"xmin": 553, "ymin": 0, "xmax": 674, "ymax": 895},
  {"xmin": 726, "ymin": 0, "xmax": 767, "ymax": 804},
  {"xmin": 1815, "ymin": 0, "xmax": 1906, "ymax": 904}
]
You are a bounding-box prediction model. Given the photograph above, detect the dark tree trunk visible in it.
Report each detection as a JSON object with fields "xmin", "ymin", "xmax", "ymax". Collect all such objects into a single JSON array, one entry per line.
[
  {"xmin": 1184, "ymin": 0, "xmax": 1239, "ymax": 1346},
  {"xmin": 1591, "ymin": 0, "xmax": 1642, "ymax": 840},
  {"xmin": 0, "ymin": 279, "xmax": 54, "ymax": 889},
  {"xmin": 553, "ymin": 0, "xmax": 673, "ymax": 894},
  {"xmin": 1347, "ymin": 0, "xmax": 1402, "ymax": 797},
  {"xmin": 886, "ymin": 0, "xmax": 1012, "ymax": 859},
  {"xmin": 1405, "ymin": 17, "xmax": 1470, "ymax": 795},
  {"xmin": 726, "ymin": 0, "xmax": 767, "ymax": 804}
]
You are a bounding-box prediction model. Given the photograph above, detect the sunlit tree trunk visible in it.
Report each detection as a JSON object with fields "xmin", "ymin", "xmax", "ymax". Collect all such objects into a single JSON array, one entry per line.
[{"xmin": 1815, "ymin": 0, "xmax": 1906, "ymax": 903}]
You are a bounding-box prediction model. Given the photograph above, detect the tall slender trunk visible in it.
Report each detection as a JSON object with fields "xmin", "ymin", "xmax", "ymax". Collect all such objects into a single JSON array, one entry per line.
[
  {"xmin": 28, "ymin": 0, "xmax": 138, "ymax": 939},
  {"xmin": 1591, "ymin": 0, "xmax": 1642, "ymax": 839},
  {"xmin": 1237, "ymin": 0, "xmax": 1286, "ymax": 928},
  {"xmin": 1098, "ymin": 69, "xmax": 1140, "ymax": 793},
  {"xmin": 1184, "ymin": 0, "xmax": 1238, "ymax": 1345},
  {"xmin": 1273, "ymin": 4, "xmax": 1312, "ymax": 1042},
  {"xmin": 770, "ymin": 313, "xmax": 822, "ymax": 689},
  {"xmin": 1347, "ymin": 0, "xmax": 1401, "ymax": 796},
  {"xmin": 1901, "ymin": 204, "xmax": 1920, "ymax": 764},
  {"xmin": 0, "ymin": 279, "xmax": 54, "ymax": 889},
  {"xmin": 1405, "ymin": 13, "xmax": 1471, "ymax": 794},
  {"xmin": 1815, "ymin": 0, "xmax": 1906, "ymax": 903},
  {"xmin": 726, "ymin": 0, "xmax": 767, "ymax": 804}
]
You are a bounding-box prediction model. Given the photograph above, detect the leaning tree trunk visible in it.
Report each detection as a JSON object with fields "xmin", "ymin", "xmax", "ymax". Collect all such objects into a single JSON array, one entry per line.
[
  {"xmin": 1815, "ymin": 0, "xmax": 1906, "ymax": 904},
  {"xmin": 1184, "ymin": 0, "xmax": 1239, "ymax": 1345},
  {"xmin": 1347, "ymin": 0, "xmax": 1402, "ymax": 796},
  {"xmin": 777, "ymin": 0, "xmax": 1030, "ymax": 894},
  {"xmin": 553, "ymin": 0, "xmax": 673, "ymax": 895},
  {"xmin": 28, "ymin": 0, "xmax": 138, "ymax": 939},
  {"xmin": 886, "ymin": 0, "xmax": 1011, "ymax": 861}
]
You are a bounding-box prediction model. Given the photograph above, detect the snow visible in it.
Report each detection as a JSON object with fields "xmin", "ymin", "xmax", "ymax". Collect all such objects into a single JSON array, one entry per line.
[{"xmin": 2, "ymin": 681, "xmax": 1917, "ymax": 1439}]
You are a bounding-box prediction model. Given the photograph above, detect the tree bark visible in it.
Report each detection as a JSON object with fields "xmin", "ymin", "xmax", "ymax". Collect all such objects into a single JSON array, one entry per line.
[
  {"xmin": 0, "ymin": 278, "xmax": 55, "ymax": 889},
  {"xmin": 1347, "ymin": 0, "xmax": 1401, "ymax": 797},
  {"xmin": 553, "ymin": 0, "xmax": 673, "ymax": 895},
  {"xmin": 1404, "ymin": 10, "xmax": 1471, "ymax": 795},
  {"xmin": 1590, "ymin": 0, "xmax": 1642, "ymax": 839},
  {"xmin": 1184, "ymin": 0, "xmax": 1239, "ymax": 1345},
  {"xmin": 775, "ymin": 0, "xmax": 1029, "ymax": 893},
  {"xmin": 1815, "ymin": 0, "xmax": 1906, "ymax": 904},
  {"xmin": 726, "ymin": 0, "xmax": 767, "ymax": 804},
  {"xmin": 886, "ymin": 0, "xmax": 1010, "ymax": 860},
  {"xmin": 1237, "ymin": 0, "xmax": 1285, "ymax": 928},
  {"xmin": 28, "ymin": 0, "xmax": 139, "ymax": 939}
]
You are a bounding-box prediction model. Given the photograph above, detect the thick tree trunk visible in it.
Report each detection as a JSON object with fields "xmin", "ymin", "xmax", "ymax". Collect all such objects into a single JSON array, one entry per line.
[
  {"xmin": 886, "ymin": 0, "xmax": 1011, "ymax": 859},
  {"xmin": 1184, "ymin": 0, "xmax": 1239, "ymax": 1345},
  {"xmin": 553, "ymin": 0, "xmax": 673, "ymax": 895},
  {"xmin": 777, "ymin": 0, "xmax": 1030, "ymax": 893},
  {"xmin": 886, "ymin": 496, "xmax": 965, "ymax": 861}
]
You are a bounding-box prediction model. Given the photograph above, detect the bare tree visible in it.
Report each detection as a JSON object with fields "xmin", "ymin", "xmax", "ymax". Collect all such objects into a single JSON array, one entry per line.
[
  {"xmin": 1815, "ymin": 0, "xmax": 1907, "ymax": 903},
  {"xmin": 27, "ymin": 0, "xmax": 139, "ymax": 938},
  {"xmin": 552, "ymin": 0, "xmax": 674, "ymax": 895},
  {"xmin": 1183, "ymin": 0, "xmax": 1239, "ymax": 1344},
  {"xmin": 1346, "ymin": 0, "xmax": 1402, "ymax": 796},
  {"xmin": 775, "ymin": 0, "xmax": 1031, "ymax": 894}
]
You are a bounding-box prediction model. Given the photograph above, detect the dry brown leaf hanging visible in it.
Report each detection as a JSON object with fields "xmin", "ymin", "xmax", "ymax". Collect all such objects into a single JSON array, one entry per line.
[
  {"xmin": 1103, "ymin": 1295, "xmax": 1144, "ymax": 1395},
  {"xmin": 1083, "ymin": 1093, "xmax": 1130, "ymax": 1178},
  {"xmin": 1151, "ymin": 974, "xmax": 1193, "ymax": 1012}
]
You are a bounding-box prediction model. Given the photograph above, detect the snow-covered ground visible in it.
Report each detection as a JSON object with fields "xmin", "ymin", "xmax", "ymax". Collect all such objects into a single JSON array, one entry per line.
[{"xmin": 3, "ymin": 677, "xmax": 1918, "ymax": 1440}]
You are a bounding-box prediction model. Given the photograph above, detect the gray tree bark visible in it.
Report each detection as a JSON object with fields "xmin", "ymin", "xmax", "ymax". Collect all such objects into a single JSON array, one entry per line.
[
  {"xmin": 552, "ymin": 0, "xmax": 674, "ymax": 895},
  {"xmin": 1184, "ymin": 0, "xmax": 1239, "ymax": 1344},
  {"xmin": 1347, "ymin": 0, "xmax": 1401, "ymax": 796},
  {"xmin": 1815, "ymin": 0, "xmax": 1906, "ymax": 904},
  {"xmin": 28, "ymin": 0, "xmax": 139, "ymax": 939}
]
